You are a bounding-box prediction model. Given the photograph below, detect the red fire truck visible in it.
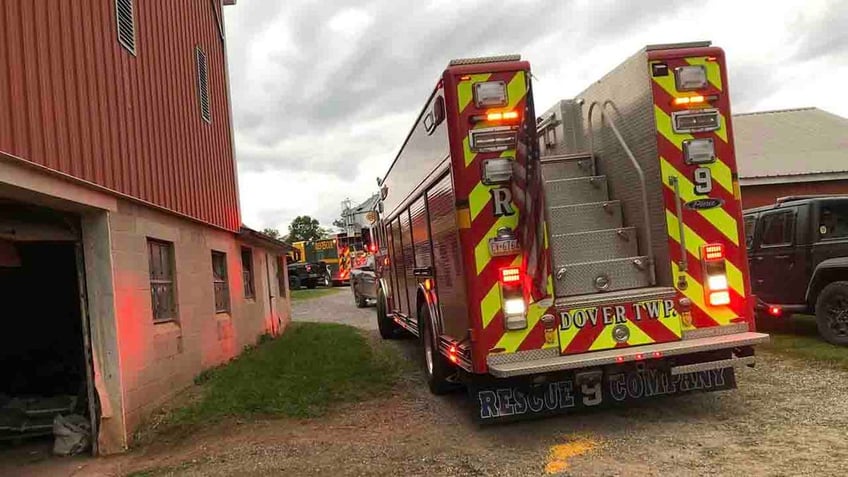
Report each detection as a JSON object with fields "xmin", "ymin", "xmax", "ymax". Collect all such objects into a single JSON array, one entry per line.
[{"xmin": 372, "ymin": 43, "xmax": 769, "ymax": 420}]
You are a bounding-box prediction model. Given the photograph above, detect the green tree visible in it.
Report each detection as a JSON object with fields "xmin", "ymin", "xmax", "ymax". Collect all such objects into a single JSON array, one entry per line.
[
  {"xmin": 261, "ymin": 227, "xmax": 281, "ymax": 239},
  {"xmin": 287, "ymin": 216, "xmax": 323, "ymax": 242}
]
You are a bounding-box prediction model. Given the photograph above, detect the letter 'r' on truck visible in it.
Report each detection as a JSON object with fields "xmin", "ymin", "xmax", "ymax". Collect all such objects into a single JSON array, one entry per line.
[{"xmin": 371, "ymin": 43, "xmax": 769, "ymax": 420}]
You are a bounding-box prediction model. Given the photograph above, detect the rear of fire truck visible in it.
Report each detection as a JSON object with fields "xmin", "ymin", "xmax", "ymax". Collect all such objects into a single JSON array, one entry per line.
[
  {"xmin": 376, "ymin": 45, "xmax": 768, "ymax": 421},
  {"xmin": 451, "ymin": 44, "xmax": 767, "ymax": 421}
]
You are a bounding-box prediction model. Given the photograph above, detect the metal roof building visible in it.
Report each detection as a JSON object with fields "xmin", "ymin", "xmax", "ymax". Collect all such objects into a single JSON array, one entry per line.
[{"xmin": 733, "ymin": 107, "xmax": 848, "ymax": 208}]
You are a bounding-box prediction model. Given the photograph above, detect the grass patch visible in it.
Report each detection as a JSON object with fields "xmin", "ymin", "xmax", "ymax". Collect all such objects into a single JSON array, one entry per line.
[
  {"xmin": 759, "ymin": 314, "xmax": 848, "ymax": 370},
  {"xmin": 169, "ymin": 322, "xmax": 400, "ymax": 426},
  {"xmin": 290, "ymin": 287, "xmax": 343, "ymax": 301}
]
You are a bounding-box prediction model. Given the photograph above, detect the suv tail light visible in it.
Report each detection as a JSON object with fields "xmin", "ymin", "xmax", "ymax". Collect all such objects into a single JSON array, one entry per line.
[{"xmin": 701, "ymin": 243, "xmax": 730, "ymax": 306}]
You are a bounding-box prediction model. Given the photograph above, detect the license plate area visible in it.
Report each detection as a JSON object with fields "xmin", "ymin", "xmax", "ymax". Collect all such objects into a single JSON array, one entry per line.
[
  {"xmin": 488, "ymin": 237, "xmax": 520, "ymax": 257},
  {"xmin": 557, "ymin": 298, "xmax": 683, "ymax": 355}
]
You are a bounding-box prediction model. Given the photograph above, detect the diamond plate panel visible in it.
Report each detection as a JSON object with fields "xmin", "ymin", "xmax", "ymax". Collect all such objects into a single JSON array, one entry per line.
[
  {"xmin": 554, "ymin": 256, "xmax": 652, "ymax": 297},
  {"xmin": 548, "ymin": 201, "xmax": 623, "ymax": 235},
  {"xmin": 551, "ymin": 227, "xmax": 638, "ymax": 265},
  {"xmin": 544, "ymin": 176, "xmax": 609, "ymax": 207},
  {"xmin": 556, "ymin": 286, "xmax": 677, "ymax": 308},
  {"xmin": 541, "ymin": 159, "xmax": 594, "ymax": 181}
]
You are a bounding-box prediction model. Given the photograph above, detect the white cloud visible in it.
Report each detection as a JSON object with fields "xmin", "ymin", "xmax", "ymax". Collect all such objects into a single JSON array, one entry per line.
[{"xmin": 225, "ymin": 0, "xmax": 848, "ymax": 233}]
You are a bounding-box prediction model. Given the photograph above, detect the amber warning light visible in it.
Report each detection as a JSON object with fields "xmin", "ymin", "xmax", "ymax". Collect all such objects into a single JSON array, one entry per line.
[{"xmin": 471, "ymin": 110, "xmax": 520, "ymax": 124}]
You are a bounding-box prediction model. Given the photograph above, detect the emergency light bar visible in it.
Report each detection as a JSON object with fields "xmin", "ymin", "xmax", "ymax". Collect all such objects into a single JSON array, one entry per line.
[{"xmin": 449, "ymin": 54, "xmax": 521, "ymax": 66}]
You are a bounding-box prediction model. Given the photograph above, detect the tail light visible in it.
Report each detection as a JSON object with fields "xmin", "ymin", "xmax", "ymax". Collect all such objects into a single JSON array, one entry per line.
[
  {"xmin": 767, "ymin": 305, "xmax": 783, "ymax": 317},
  {"xmin": 499, "ymin": 267, "xmax": 526, "ymax": 330},
  {"xmin": 701, "ymin": 243, "xmax": 730, "ymax": 306},
  {"xmin": 305, "ymin": 264, "xmax": 312, "ymax": 272}
]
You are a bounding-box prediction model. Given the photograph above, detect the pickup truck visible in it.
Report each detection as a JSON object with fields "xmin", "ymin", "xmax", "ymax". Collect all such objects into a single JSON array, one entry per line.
[
  {"xmin": 745, "ymin": 195, "xmax": 848, "ymax": 345},
  {"xmin": 349, "ymin": 253, "xmax": 376, "ymax": 308},
  {"xmin": 287, "ymin": 261, "xmax": 330, "ymax": 290}
]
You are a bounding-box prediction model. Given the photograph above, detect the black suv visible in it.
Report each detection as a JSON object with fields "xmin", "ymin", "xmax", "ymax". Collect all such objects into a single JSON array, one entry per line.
[{"xmin": 745, "ymin": 195, "xmax": 848, "ymax": 345}]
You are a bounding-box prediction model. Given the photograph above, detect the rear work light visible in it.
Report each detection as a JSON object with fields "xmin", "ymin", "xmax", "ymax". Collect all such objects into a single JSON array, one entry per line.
[
  {"xmin": 674, "ymin": 65, "xmax": 708, "ymax": 91},
  {"xmin": 499, "ymin": 267, "xmax": 526, "ymax": 331},
  {"xmin": 701, "ymin": 243, "xmax": 730, "ymax": 307},
  {"xmin": 683, "ymin": 138, "xmax": 716, "ymax": 165},
  {"xmin": 473, "ymin": 81, "xmax": 508, "ymax": 108}
]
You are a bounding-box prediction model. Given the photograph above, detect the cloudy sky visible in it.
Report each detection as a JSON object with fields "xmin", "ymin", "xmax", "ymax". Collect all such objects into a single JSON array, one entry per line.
[{"xmin": 223, "ymin": 0, "xmax": 848, "ymax": 234}]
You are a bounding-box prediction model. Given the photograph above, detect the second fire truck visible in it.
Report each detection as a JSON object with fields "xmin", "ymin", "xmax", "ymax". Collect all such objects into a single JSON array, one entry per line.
[{"xmin": 371, "ymin": 42, "xmax": 768, "ymax": 420}]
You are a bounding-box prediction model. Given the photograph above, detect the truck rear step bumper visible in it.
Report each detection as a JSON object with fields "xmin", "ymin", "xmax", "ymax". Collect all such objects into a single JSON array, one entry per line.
[{"xmin": 487, "ymin": 331, "xmax": 769, "ymax": 378}]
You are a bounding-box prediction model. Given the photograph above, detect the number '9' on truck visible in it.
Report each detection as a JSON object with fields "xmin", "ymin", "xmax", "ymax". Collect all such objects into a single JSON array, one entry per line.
[{"xmin": 370, "ymin": 42, "xmax": 769, "ymax": 421}]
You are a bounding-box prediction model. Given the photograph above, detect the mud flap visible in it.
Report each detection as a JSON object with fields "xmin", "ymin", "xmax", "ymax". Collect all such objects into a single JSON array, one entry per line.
[{"xmin": 469, "ymin": 366, "xmax": 736, "ymax": 423}]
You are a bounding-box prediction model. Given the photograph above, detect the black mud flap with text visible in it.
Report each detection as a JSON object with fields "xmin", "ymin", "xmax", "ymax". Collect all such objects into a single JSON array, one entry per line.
[{"xmin": 469, "ymin": 366, "xmax": 736, "ymax": 423}]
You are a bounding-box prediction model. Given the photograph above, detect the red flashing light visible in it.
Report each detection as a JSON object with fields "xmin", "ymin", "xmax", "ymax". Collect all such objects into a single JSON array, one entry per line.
[
  {"xmin": 449, "ymin": 354, "xmax": 458, "ymax": 364},
  {"xmin": 701, "ymin": 243, "xmax": 725, "ymax": 262},
  {"xmin": 635, "ymin": 353, "xmax": 646, "ymax": 361},
  {"xmin": 449, "ymin": 345, "xmax": 457, "ymax": 354},
  {"xmin": 500, "ymin": 267, "xmax": 521, "ymax": 284},
  {"xmin": 652, "ymin": 351, "xmax": 663, "ymax": 359},
  {"xmin": 768, "ymin": 305, "xmax": 783, "ymax": 317},
  {"xmin": 615, "ymin": 356, "xmax": 625, "ymax": 364}
]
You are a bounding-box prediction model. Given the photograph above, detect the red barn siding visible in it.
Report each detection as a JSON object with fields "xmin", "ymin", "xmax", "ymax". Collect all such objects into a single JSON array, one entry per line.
[
  {"xmin": 0, "ymin": 0, "xmax": 239, "ymax": 231},
  {"xmin": 741, "ymin": 179, "xmax": 848, "ymax": 210}
]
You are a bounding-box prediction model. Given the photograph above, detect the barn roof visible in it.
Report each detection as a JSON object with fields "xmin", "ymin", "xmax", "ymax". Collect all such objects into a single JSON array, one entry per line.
[{"xmin": 733, "ymin": 107, "xmax": 848, "ymax": 185}]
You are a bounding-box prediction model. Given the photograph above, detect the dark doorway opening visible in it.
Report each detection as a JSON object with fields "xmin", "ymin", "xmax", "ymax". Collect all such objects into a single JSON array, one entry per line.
[{"xmin": 0, "ymin": 240, "xmax": 91, "ymax": 450}]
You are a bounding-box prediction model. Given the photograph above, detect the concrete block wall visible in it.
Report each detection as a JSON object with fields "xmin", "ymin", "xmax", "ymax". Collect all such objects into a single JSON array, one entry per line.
[{"xmin": 109, "ymin": 200, "xmax": 291, "ymax": 437}]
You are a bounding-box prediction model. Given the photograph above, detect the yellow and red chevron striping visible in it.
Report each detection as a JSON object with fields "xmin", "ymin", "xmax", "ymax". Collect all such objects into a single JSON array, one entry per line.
[
  {"xmin": 650, "ymin": 52, "xmax": 752, "ymax": 331},
  {"xmin": 452, "ymin": 68, "xmax": 555, "ymax": 368}
]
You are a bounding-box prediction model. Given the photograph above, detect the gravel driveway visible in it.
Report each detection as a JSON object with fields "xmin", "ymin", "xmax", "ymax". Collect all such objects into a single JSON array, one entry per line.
[
  {"xmin": 10, "ymin": 290, "xmax": 845, "ymax": 476},
  {"xmin": 231, "ymin": 290, "xmax": 848, "ymax": 476}
]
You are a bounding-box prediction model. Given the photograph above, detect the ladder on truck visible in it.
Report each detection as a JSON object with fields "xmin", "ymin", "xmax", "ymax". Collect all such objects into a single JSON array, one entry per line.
[{"xmin": 538, "ymin": 100, "xmax": 676, "ymax": 306}]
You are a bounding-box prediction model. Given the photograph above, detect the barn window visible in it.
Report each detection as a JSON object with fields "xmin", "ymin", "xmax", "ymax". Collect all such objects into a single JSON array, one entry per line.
[
  {"xmin": 148, "ymin": 239, "xmax": 177, "ymax": 322},
  {"xmin": 241, "ymin": 247, "xmax": 255, "ymax": 299},
  {"xmin": 116, "ymin": 0, "xmax": 136, "ymax": 55},
  {"xmin": 195, "ymin": 46, "xmax": 211, "ymax": 123},
  {"xmin": 211, "ymin": 251, "xmax": 230, "ymax": 313}
]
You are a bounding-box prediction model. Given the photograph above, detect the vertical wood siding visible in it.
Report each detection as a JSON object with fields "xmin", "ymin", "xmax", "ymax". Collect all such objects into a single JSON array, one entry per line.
[{"xmin": 0, "ymin": 0, "xmax": 239, "ymax": 231}]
